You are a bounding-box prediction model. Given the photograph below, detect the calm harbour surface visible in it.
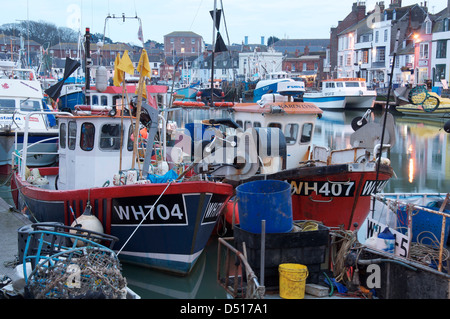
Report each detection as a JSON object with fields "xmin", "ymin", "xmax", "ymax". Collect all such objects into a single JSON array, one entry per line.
[{"xmin": 1, "ymin": 108, "xmax": 449, "ymax": 299}]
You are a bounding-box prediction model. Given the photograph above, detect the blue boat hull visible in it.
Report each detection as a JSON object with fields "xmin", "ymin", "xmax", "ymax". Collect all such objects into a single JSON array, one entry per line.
[
  {"xmin": 12, "ymin": 174, "xmax": 232, "ymax": 275},
  {"xmin": 59, "ymin": 91, "xmax": 85, "ymax": 111}
]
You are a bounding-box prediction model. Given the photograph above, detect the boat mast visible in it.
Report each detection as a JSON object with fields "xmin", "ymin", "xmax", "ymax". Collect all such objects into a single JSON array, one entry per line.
[
  {"xmin": 84, "ymin": 27, "xmax": 91, "ymax": 105},
  {"xmin": 210, "ymin": 0, "xmax": 217, "ymax": 106}
]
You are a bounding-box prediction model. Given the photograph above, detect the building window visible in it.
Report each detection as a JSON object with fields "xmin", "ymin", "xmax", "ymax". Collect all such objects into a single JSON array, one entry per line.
[
  {"xmin": 346, "ymin": 54, "xmax": 352, "ymax": 66},
  {"xmin": 384, "ymin": 29, "xmax": 388, "ymax": 42},
  {"xmin": 181, "ymin": 38, "xmax": 184, "ymax": 44},
  {"xmin": 191, "ymin": 39, "xmax": 195, "ymax": 44},
  {"xmin": 363, "ymin": 50, "xmax": 369, "ymax": 63},
  {"xmin": 375, "ymin": 31, "xmax": 379, "ymax": 43},
  {"xmin": 419, "ymin": 43, "xmax": 429, "ymax": 59},
  {"xmin": 444, "ymin": 18, "xmax": 449, "ymax": 32},
  {"xmin": 375, "ymin": 47, "xmax": 385, "ymax": 62},
  {"xmin": 436, "ymin": 40, "xmax": 447, "ymax": 59},
  {"xmin": 425, "ymin": 20, "xmax": 432, "ymax": 34},
  {"xmin": 435, "ymin": 64, "xmax": 446, "ymax": 81}
]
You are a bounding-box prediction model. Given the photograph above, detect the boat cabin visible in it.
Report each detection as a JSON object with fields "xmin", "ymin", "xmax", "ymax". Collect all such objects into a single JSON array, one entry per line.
[
  {"xmin": 0, "ymin": 67, "xmax": 54, "ymax": 131},
  {"xmin": 56, "ymin": 115, "xmax": 136, "ymax": 190},
  {"xmin": 320, "ymin": 78, "xmax": 368, "ymax": 92},
  {"xmin": 232, "ymin": 100, "xmax": 322, "ymax": 169}
]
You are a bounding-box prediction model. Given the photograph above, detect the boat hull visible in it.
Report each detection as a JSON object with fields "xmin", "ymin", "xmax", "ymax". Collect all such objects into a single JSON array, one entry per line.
[
  {"xmin": 0, "ymin": 132, "xmax": 58, "ymax": 173},
  {"xmin": 395, "ymin": 104, "xmax": 450, "ymax": 117},
  {"xmin": 59, "ymin": 90, "xmax": 85, "ymax": 111},
  {"xmin": 11, "ymin": 167, "xmax": 233, "ymax": 275},
  {"xmin": 303, "ymin": 94, "xmax": 375, "ymax": 109},
  {"xmin": 253, "ymin": 79, "xmax": 294, "ymax": 102},
  {"xmin": 174, "ymin": 87, "xmax": 198, "ymax": 99},
  {"xmin": 226, "ymin": 163, "xmax": 393, "ymax": 230}
]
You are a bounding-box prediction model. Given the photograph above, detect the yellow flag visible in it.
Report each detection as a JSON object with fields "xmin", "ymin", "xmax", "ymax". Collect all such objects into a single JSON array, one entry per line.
[
  {"xmin": 135, "ymin": 81, "xmax": 147, "ymax": 99},
  {"xmin": 117, "ymin": 50, "xmax": 135, "ymax": 75},
  {"xmin": 137, "ymin": 49, "xmax": 151, "ymax": 78},
  {"xmin": 113, "ymin": 53, "xmax": 123, "ymax": 86}
]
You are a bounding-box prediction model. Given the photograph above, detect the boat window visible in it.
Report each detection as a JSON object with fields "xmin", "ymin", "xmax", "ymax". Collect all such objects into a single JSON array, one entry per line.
[
  {"xmin": 92, "ymin": 95, "xmax": 99, "ymax": 105},
  {"xmin": 360, "ymin": 82, "xmax": 366, "ymax": 88},
  {"xmin": 59, "ymin": 123, "xmax": 66, "ymax": 149},
  {"xmin": 127, "ymin": 124, "xmax": 135, "ymax": 151},
  {"xmin": 236, "ymin": 120, "xmax": 243, "ymax": 128},
  {"xmin": 300, "ymin": 123, "xmax": 313, "ymax": 143},
  {"xmin": 336, "ymin": 82, "xmax": 344, "ymax": 88},
  {"xmin": 325, "ymin": 82, "xmax": 335, "ymax": 88},
  {"xmin": 345, "ymin": 82, "xmax": 359, "ymax": 87},
  {"xmin": 0, "ymin": 99, "xmax": 15, "ymax": 112},
  {"xmin": 101, "ymin": 95, "xmax": 108, "ymax": 106},
  {"xmin": 253, "ymin": 122, "xmax": 261, "ymax": 128},
  {"xmin": 99, "ymin": 124, "xmax": 122, "ymax": 151},
  {"xmin": 284, "ymin": 123, "xmax": 299, "ymax": 145},
  {"xmin": 244, "ymin": 121, "xmax": 252, "ymax": 130},
  {"xmin": 20, "ymin": 99, "xmax": 41, "ymax": 112},
  {"xmin": 268, "ymin": 122, "xmax": 282, "ymax": 130},
  {"xmin": 80, "ymin": 122, "xmax": 95, "ymax": 151},
  {"xmin": 68, "ymin": 121, "xmax": 77, "ymax": 150}
]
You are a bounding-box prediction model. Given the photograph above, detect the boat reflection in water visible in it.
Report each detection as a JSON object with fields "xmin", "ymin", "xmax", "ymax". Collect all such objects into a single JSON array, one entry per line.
[{"xmin": 122, "ymin": 239, "xmax": 227, "ymax": 299}]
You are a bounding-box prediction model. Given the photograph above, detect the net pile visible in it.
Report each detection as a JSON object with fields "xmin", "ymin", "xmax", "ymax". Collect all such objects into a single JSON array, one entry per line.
[{"xmin": 26, "ymin": 246, "xmax": 127, "ymax": 299}]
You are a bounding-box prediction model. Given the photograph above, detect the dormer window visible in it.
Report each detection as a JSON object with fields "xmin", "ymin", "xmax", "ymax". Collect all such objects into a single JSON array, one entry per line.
[{"xmin": 425, "ymin": 19, "xmax": 432, "ymax": 34}]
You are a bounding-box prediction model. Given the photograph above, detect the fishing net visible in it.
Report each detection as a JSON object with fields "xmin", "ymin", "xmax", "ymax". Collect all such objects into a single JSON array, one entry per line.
[
  {"xmin": 23, "ymin": 223, "xmax": 127, "ymax": 299},
  {"xmin": 26, "ymin": 246, "xmax": 127, "ymax": 299},
  {"xmin": 408, "ymin": 85, "xmax": 428, "ymax": 105},
  {"xmin": 407, "ymin": 85, "xmax": 440, "ymax": 112}
]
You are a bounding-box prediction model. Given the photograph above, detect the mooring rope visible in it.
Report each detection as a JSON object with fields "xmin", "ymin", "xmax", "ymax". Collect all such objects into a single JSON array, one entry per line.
[{"xmin": 116, "ymin": 180, "xmax": 173, "ymax": 256}]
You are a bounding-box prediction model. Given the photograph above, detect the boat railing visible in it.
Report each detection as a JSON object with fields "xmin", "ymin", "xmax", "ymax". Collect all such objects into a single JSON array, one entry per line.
[
  {"xmin": 14, "ymin": 111, "xmax": 73, "ymax": 180},
  {"xmin": 217, "ymin": 237, "xmax": 265, "ymax": 299},
  {"xmin": 12, "ymin": 135, "xmax": 60, "ymax": 175},
  {"xmin": 372, "ymin": 193, "xmax": 450, "ymax": 273}
]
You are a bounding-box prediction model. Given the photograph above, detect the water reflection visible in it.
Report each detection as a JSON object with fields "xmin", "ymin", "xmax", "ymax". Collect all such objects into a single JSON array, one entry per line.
[{"xmin": 313, "ymin": 109, "xmax": 450, "ymax": 193}]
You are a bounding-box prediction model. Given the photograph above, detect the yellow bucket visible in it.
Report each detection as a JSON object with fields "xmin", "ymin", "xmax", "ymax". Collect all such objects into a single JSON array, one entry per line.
[{"xmin": 279, "ymin": 263, "xmax": 308, "ymax": 299}]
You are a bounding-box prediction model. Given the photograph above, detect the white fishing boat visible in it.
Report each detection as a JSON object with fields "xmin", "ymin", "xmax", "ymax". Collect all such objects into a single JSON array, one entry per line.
[
  {"xmin": 0, "ymin": 61, "xmax": 58, "ymax": 174},
  {"xmin": 10, "ymin": 26, "xmax": 234, "ymax": 277},
  {"xmin": 253, "ymin": 71, "xmax": 304, "ymax": 102},
  {"xmin": 303, "ymin": 78, "xmax": 376, "ymax": 109}
]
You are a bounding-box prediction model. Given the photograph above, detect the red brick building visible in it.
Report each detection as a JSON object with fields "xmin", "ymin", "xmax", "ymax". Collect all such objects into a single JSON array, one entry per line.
[
  {"xmin": 282, "ymin": 46, "xmax": 326, "ymax": 86},
  {"xmin": 163, "ymin": 31, "xmax": 204, "ymax": 58},
  {"xmin": 329, "ymin": 2, "xmax": 367, "ymax": 78}
]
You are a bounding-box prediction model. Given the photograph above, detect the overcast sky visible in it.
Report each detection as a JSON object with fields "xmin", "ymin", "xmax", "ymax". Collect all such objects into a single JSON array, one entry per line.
[{"xmin": 3, "ymin": 0, "xmax": 448, "ymax": 45}]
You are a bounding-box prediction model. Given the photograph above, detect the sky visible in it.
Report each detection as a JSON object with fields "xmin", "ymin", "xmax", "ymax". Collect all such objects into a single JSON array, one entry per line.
[{"xmin": 3, "ymin": 0, "xmax": 449, "ymax": 45}]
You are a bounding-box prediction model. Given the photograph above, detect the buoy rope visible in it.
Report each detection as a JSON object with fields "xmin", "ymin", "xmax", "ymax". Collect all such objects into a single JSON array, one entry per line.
[{"xmin": 116, "ymin": 181, "xmax": 173, "ymax": 255}]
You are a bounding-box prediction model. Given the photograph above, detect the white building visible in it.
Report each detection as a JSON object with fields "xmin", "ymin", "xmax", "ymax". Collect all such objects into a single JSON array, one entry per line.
[{"xmin": 238, "ymin": 48, "xmax": 283, "ymax": 81}]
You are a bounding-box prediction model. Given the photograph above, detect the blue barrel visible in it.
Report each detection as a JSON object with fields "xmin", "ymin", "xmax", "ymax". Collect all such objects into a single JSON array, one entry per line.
[{"xmin": 236, "ymin": 180, "xmax": 293, "ymax": 234}]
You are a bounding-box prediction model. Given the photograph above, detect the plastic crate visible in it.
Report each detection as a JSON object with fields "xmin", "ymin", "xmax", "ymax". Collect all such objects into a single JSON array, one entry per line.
[{"xmin": 233, "ymin": 221, "xmax": 329, "ymax": 287}]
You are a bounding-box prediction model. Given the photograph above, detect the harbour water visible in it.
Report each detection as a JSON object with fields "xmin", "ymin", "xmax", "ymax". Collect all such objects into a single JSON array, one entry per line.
[{"xmin": 1, "ymin": 108, "xmax": 449, "ymax": 299}]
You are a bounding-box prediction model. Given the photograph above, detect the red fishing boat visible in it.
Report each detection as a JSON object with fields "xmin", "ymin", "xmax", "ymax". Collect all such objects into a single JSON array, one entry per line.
[{"xmin": 199, "ymin": 89, "xmax": 395, "ymax": 230}]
